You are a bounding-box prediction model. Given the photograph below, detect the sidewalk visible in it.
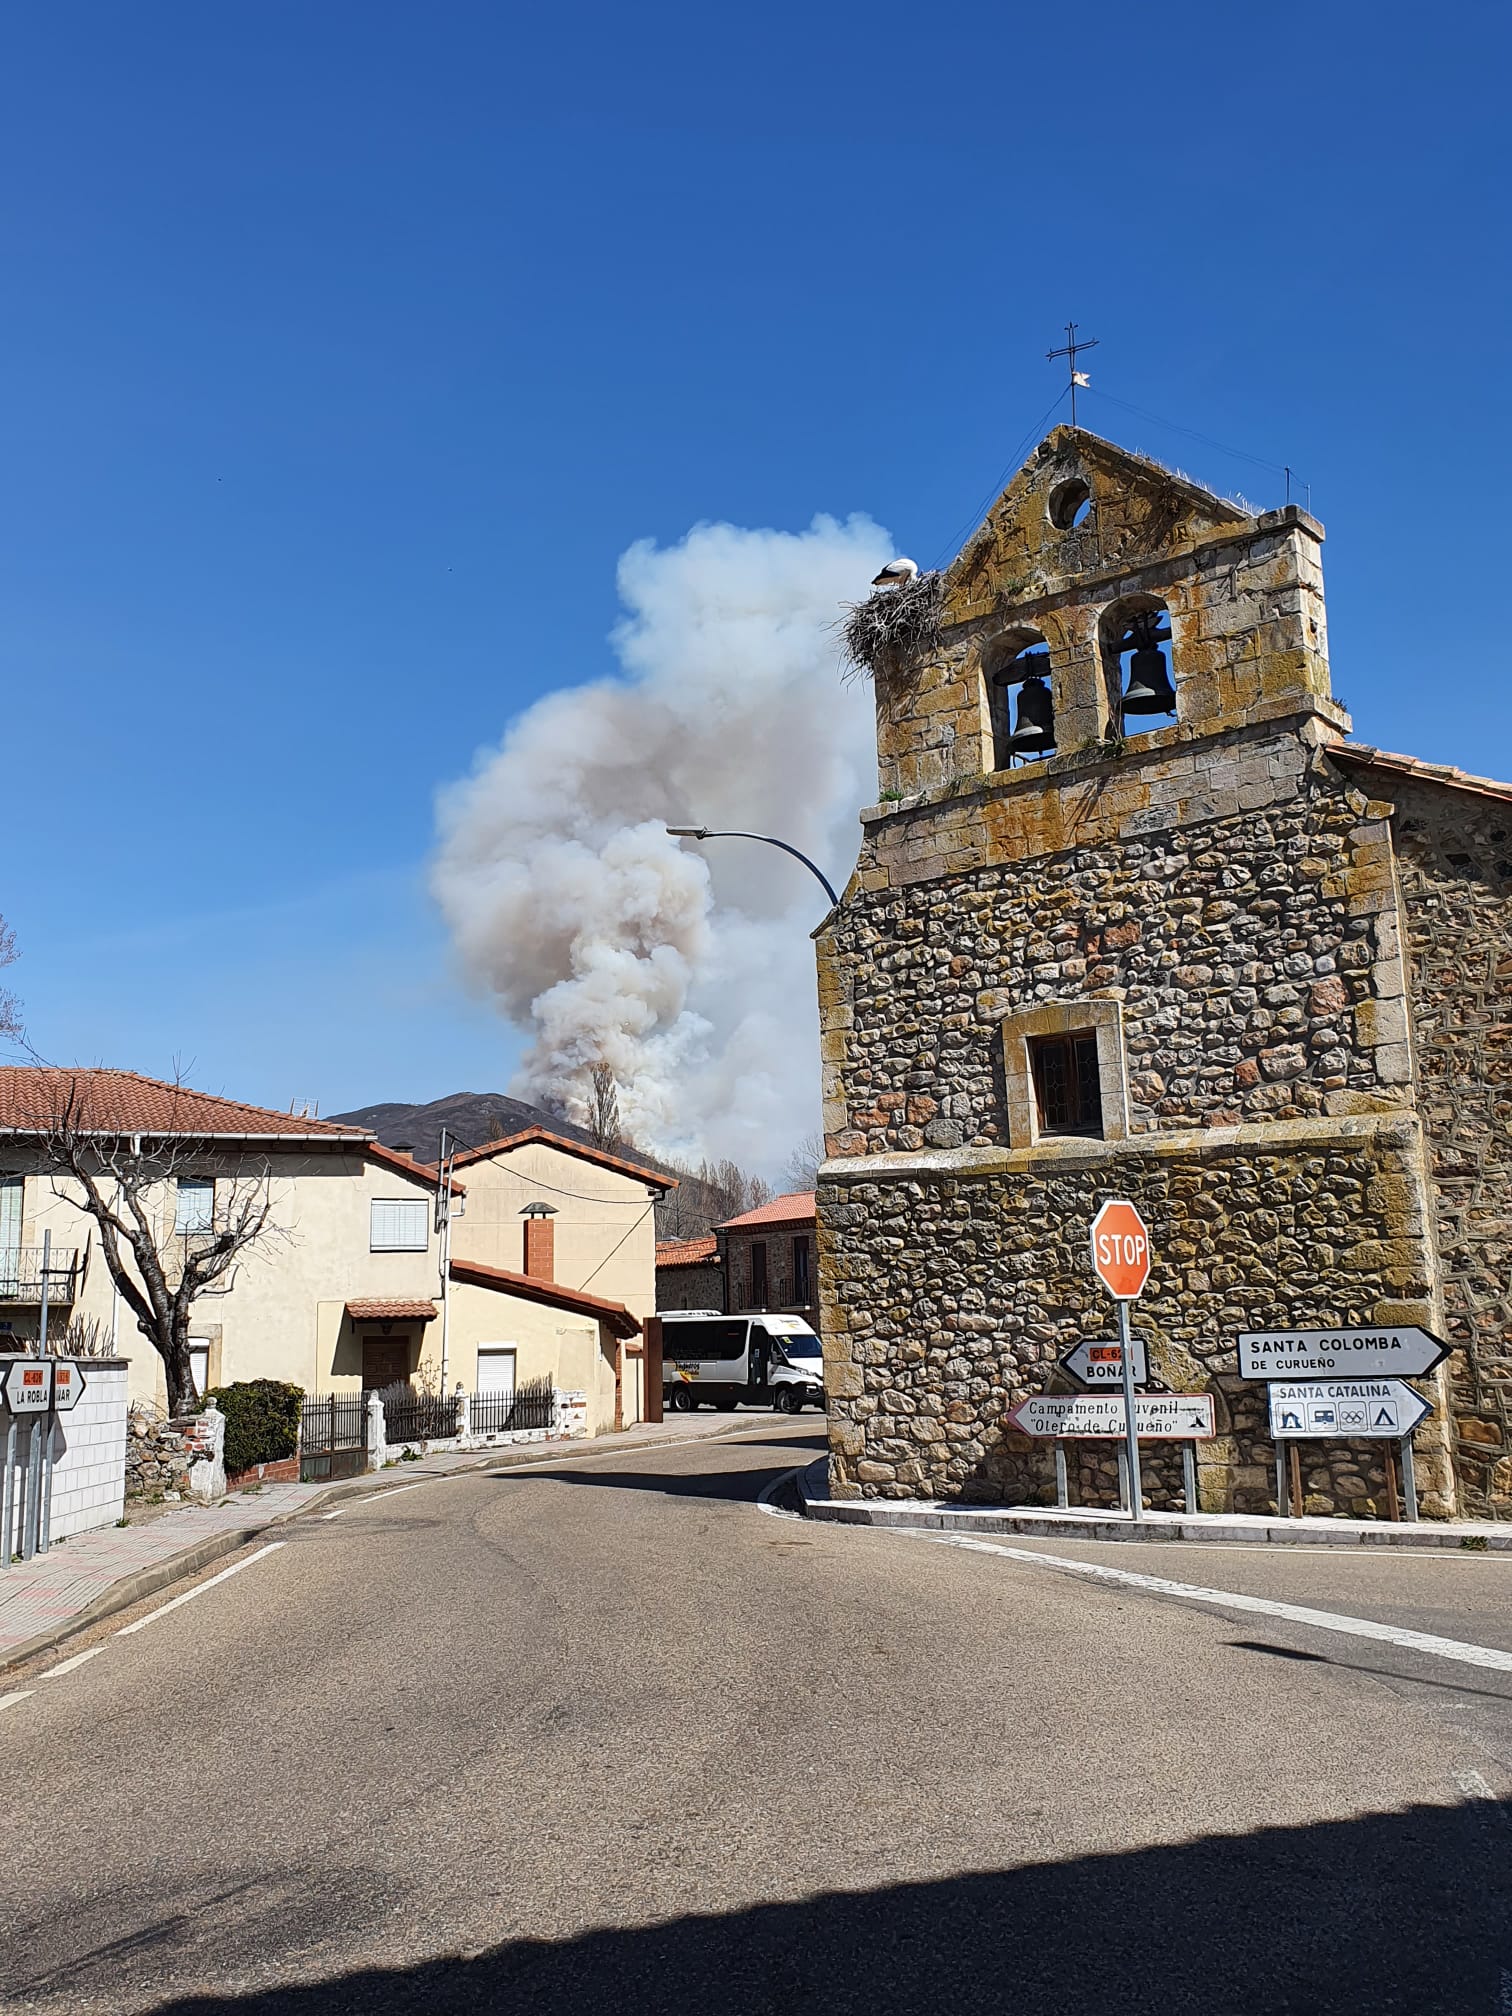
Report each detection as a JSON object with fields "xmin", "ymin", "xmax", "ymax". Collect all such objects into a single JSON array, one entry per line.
[
  {"xmin": 0, "ymin": 1410, "xmax": 755, "ymax": 1672},
  {"xmin": 795, "ymin": 1460, "xmax": 1512, "ymax": 1552}
]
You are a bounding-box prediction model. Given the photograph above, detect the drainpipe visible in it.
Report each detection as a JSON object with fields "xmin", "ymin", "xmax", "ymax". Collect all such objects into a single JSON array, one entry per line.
[{"xmin": 437, "ymin": 1130, "xmax": 453, "ymax": 1392}]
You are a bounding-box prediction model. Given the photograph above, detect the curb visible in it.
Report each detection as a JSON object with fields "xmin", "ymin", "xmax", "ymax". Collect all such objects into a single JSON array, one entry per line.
[
  {"xmin": 0, "ymin": 1524, "xmax": 269, "ymax": 1675},
  {"xmin": 0, "ymin": 1412, "xmax": 778, "ymax": 1674},
  {"xmin": 794, "ymin": 1461, "xmax": 1512, "ymax": 1552}
]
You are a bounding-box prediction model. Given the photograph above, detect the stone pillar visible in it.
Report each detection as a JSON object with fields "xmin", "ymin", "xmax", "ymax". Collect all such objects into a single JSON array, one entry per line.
[
  {"xmin": 455, "ymin": 1385, "xmax": 471, "ymax": 1444},
  {"xmin": 187, "ymin": 1404, "xmax": 226, "ymax": 1505},
  {"xmin": 366, "ymin": 1390, "xmax": 387, "ymax": 1472}
]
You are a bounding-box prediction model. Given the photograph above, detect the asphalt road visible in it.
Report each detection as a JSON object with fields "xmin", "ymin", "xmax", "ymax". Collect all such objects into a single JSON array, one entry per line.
[{"xmin": 3, "ymin": 1421, "xmax": 1511, "ymax": 2015}]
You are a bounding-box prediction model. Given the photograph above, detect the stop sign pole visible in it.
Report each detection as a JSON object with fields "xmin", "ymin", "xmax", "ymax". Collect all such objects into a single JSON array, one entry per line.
[{"xmin": 1090, "ymin": 1200, "xmax": 1152, "ymax": 1519}]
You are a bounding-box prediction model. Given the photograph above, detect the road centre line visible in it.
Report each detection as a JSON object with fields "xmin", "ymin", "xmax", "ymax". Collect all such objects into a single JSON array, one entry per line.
[
  {"xmin": 0, "ymin": 1690, "xmax": 34, "ymax": 1713},
  {"xmin": 115, "ymin": 1542, "xmax": 286, "ymax": 1636},
  {"xmin": 895, "ymin": 1528, "xmax": 1512, "ymax": 1675},
  {"xmin": 40, "ymin": 1647, "xmax": 103, "ymax": 1679}
]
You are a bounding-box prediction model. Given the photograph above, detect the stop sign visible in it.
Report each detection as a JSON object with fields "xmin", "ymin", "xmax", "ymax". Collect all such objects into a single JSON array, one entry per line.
[{"xmin": 1090, "ymin": 1199, "xmax": 1151, "ymax": 1300}]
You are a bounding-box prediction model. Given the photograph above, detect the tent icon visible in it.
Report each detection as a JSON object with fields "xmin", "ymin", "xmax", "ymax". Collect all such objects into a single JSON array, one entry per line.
[{"xmin": 1373, "ymin": 1406, "xmax": 1397, "ymax": 1428}]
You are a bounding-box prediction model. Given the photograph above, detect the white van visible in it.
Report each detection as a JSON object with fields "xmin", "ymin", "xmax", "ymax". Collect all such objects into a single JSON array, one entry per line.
[{"xmin": 660, "ymin": 1311, "xmax": 824, "ymax": 1413}]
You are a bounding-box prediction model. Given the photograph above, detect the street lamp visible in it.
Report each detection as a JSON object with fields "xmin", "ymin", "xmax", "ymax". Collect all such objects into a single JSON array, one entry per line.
[{"xmin": 665, "ymin": 826, "xmax": 840, "ymax": 909}]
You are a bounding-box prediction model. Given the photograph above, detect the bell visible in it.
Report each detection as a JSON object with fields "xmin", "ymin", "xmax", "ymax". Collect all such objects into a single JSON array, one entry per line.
[
  {"xmin": 1121, "ymin": 644, "xmax": 1176, "ymax": 716},
  {"xmin": 1006, "ymin": 674, "xmax": 1055, "ymax": 755}
]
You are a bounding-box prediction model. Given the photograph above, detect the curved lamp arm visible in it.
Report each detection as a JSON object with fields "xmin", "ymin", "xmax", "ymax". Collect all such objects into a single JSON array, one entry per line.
[{"xmin": 665, "ymin": 826, "xmax": 840, "ymax": 910}]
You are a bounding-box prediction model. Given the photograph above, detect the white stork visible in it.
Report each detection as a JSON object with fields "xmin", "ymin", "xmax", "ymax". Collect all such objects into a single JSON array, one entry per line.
[{"xmin": 870, "ymin": 557, "xmax": 920, "ymax": 590}]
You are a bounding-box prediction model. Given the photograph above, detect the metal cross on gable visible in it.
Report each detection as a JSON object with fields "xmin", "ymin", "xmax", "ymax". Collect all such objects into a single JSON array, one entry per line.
[{"xmin": 1047, "ymin": 321, "xmax": 1099, "ymax": 429}]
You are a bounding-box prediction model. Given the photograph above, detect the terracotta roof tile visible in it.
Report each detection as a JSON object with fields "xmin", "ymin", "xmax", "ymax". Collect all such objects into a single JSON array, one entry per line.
[
  {"xmin": 364, "ymin": 1141, "xmax": 465, "ymax": 1192},
  {"xmin": 716, "ymin": 1190, "xmax": 817, "ymax": 1231},
  {"xmin": 0, "ymin": 1068, "xmax": 372, "ymax": 1141},
  {"xmin": 655, "ymin": 1236, "xmax": 720, "ymax": 1268},
  {"xmin": 345, "ymin": 1299, "xmax": 438, "ymax": 1322},
  {"xmin": 448, "ymin": 1257, "xmax": 641, "ymax": 1340},
  {"xmin": 1332, "ymin": 743, "xmax": 1512, "ymax": 806},
  {"xmin": 448, "ymin": 1125, "xmax": 675, "ymax": 1192}
]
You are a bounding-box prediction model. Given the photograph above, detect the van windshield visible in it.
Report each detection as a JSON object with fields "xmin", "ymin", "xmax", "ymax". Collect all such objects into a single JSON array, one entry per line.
[{"xmin": 768, "ymin": 1329, "xmax": 821, "ymax": 1360}]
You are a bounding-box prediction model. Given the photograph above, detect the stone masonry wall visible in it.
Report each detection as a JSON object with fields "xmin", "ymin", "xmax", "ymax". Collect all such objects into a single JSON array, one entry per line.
[
  {"xmin": 126, "ymin": 1405, "xmax": 198, "ymax": 1500},
  {"xmin": 826, "ymin": 748, "xmax": 1405, "ymax": 1158},
  {"xmin": 723, "ymin": 1225, "xmax": 819, "ymax": 1327},
  {"xmin": 1388, "ymin": 774, "xmax": 1512, "ymax": 1517},
  {"xmin": 819, "ymin": 1114, "xmax": 1443, "ymax": 1514}
]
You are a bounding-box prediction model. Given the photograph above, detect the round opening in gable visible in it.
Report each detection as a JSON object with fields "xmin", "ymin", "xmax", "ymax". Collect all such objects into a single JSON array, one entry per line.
[{"xmin": 1048, "ymin": 478, "xmax": 1093, "ymax": 531}]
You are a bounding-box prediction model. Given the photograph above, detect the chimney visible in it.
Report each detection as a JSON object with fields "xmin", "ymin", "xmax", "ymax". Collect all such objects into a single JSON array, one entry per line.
[
  {"xmin": 392, "ymin": 1142, "xmax": 416, "ymax": 1159},
  {"xmin": 521, "ymin": 1202, "xmax": 557, "ymax": 1281}
]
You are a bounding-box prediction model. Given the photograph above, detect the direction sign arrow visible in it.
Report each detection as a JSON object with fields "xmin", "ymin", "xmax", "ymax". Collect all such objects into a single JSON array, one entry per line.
[
  {"xmin": 2, "ymin": 1358, "xmax": 53, "ymax": 1414},
  {"xmin": 1238, "ymin": 1326, "xmax": 1449, "ymax": 1381},
  {"xmin": 50, "ymin": 1360, "xmax": 87, "ymax": 1412},
  {"xmin": 1060, "ymin": 1335, "xmax": 1149, "ymax": 1389},
  {"xmin": 1268, "ymin": 1378, "xmax": 1432, "ymax": 1439},
  {"xmin": 1007, "ymin": 1392, "xmax": 1214, "ymax": 1439}
]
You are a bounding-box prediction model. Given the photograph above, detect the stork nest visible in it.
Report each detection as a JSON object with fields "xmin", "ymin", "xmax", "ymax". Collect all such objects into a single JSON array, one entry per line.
[{"xmin": 839, "ymin": 570, "xmax": 945, "ymax": 686}]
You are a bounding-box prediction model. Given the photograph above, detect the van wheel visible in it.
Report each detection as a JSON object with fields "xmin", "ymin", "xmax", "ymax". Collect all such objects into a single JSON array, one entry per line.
[
  {"xmin": 774, "ymin": 1387, "xmax": 795, "ymax": 1414},
  {"xmin": 671, "ymin": 1387, "xmax": 695, "ymax": 1412}
]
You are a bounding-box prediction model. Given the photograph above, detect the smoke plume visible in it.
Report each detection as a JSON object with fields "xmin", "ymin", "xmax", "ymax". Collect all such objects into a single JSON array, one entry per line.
[{"xmin": 431, "ymin": 513, "xmax": 891, "ymax": 1173}]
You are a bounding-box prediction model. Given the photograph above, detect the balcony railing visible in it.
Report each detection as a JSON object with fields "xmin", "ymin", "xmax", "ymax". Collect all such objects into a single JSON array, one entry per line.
[{"xmin": 0, "ymin": 1247, "xmax": 81, "ymax": 1304}]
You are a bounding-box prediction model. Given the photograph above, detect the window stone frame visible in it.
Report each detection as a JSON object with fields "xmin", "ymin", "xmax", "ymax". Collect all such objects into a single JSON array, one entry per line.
[{"xmin": 1000, "ymin": 998, "xmax": 1130, "ymax": 1149}]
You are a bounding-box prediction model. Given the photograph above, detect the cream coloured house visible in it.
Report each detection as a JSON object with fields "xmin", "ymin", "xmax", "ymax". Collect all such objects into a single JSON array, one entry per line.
[
  {"xmin": 444, "ymin": 1125, "xmax": 672, "ymax": 1431},
  {"xmin": 0, "ymin": 1070, "xmax": 652, "ymax": 1434}
]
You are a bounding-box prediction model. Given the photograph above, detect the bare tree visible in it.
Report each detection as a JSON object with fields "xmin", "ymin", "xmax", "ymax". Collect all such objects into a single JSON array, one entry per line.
[
  {"xmin": 585, "ymin": 1062, "xmax": 622, "ymax": 1150},
  {"xmin": 27, "ymin": 1073, "xmax": 290, "ymax": 1416},
  {"xmin": 783, "ymin": 1132, "xmax": 825, "ymax": 1193},
  {"xmin": 654, "ymin": 1155, "xmax": 773, "ymax": 1240},
  {"xmin": 0, "ymin": 913, "xmax": 20, "ymax": 1043}
]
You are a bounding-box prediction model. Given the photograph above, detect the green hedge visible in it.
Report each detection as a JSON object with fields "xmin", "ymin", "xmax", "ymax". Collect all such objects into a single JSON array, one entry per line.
[{"xmin": 206, "ymin": 1379, "xmax": 303, "ymax": 1475}]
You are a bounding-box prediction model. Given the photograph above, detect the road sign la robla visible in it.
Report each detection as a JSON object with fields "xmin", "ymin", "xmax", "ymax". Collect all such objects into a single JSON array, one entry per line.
[{"xmin": 1090, "ymin": 1200, "xmax": 1151, "ymax": 1300}]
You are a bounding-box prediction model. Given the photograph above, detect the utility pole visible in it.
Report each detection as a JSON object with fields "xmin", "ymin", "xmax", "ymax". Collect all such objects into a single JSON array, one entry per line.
[{"xmin": 1047, "ymin": 321, "xmax": 1099, "ymax": 430}]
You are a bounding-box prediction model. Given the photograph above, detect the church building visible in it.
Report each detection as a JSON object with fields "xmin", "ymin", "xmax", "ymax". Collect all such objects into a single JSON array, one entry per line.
[{"xmin": 815, "ymin": 427, "xmax": 1512, "ymax": 1520}]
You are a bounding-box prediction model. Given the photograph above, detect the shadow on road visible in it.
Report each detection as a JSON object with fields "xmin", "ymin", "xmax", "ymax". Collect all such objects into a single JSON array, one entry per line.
[
  {"xmin": 486, "ymin": 1461, "xmax": 801, "ymax": 1506},
  {"xmin": 137, "ymin": 1800, "xmax": 1508, "ymax": 2015}
]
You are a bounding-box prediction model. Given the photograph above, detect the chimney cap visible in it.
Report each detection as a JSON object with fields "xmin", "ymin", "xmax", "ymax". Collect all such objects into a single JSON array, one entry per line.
[{"xmin": 520, "ymin": 1201, "xmax": 558, "ymax": 1218}]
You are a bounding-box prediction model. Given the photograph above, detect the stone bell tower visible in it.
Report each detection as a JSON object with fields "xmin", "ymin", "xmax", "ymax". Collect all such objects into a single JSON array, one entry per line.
[{"xmin": 814, "ymin": 427, "xmax": 1474, "ymax": 1518}]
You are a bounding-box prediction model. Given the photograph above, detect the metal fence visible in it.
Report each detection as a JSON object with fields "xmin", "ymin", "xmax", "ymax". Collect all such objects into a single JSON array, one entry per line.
[
  {"xmin": 300, "ymin": 1393, "xmax": 368, "ymax": 1481},
  {"xmin": 469, "ymin": 1376, "xmax": 554, "ymax": 1436},
  {"xmin": 377, "ymin": 1383, "xmax": 461, "ymax": 1445}
]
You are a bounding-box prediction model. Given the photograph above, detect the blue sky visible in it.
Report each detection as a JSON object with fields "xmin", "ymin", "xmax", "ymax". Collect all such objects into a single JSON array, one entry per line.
[{"xmin": 3, "ymin": 0, "xmax": 1508, "ymax": 1131}]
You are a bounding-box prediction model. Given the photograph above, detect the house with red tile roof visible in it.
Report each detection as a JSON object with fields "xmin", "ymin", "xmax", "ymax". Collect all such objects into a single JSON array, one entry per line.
[
  {"xmin": 0, "ymin": 1069, "xmax": 642, "ymax": 1430},
  {"xmin": 441, "ymin": 1124, "xmax": 673, "ymax": 1433},
  {"xmin": 714, "ymin": 1190, "xmax": 818, "ymax": 1332},
  {"xmin": 654, "ymin": 1234, "xmax": 723, "ymax": 1314}
]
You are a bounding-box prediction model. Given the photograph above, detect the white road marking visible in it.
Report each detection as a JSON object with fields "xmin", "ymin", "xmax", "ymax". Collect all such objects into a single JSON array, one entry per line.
[
  {"xmin": 318, "ymin": 1478, "xmax": 441, "ymax": 1520},
  {"xmin": 1456, "ymin": 1768, "xmax": 1511, "ymax": 1821},
  {"xmin": 115, "ymin": 1542, "xmax": 286, "ymax": 1636},
  {"xmin": 0, "ymin": 1691, "xmax": 35, "ymax": 1713},
  {"xmin": 40, "ymin": 1647, "xmax": 103, "ymax": 1680},
  {"xmin": 895, "ymin": 1528, "xmax": 1512, "ymax": 1675}
]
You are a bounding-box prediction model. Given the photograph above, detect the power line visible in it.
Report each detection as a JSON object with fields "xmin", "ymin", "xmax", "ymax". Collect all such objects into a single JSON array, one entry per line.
[
  {"xmin": 1081, "ymin": 386, "xmax": 1305, "ymax": 493},
  {"xmin": 927, "ymin": 387, "xmax": 1069, "ymax": 571},
  {"xmin": 578, "ymin": 1200, "xmax": 658, "ymax": 1291}
]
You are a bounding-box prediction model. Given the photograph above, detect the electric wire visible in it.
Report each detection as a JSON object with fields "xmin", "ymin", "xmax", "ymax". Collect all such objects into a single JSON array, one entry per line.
[
  {"xmin": 1080, "ymin": 386, "xmax": 1304, "ymax": 489},
  {"xmin": 925, "ymin": 388, "xmax": 1069, "ymax": 571},
  {"xmin": 578, "ymin": 1199, "xmax": 659, "ymax": 1291}
]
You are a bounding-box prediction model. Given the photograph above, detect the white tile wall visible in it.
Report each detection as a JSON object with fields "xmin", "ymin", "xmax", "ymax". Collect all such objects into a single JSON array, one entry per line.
[{"xmin": 0, "ymin": 1359, "xmax": 129, "ymax": 1542}]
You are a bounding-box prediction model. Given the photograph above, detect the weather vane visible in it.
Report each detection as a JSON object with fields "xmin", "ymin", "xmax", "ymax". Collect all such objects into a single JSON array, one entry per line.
[{"xmin": 1047, "ymin": 321, "xmax": 1098, "ymax": 429}]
